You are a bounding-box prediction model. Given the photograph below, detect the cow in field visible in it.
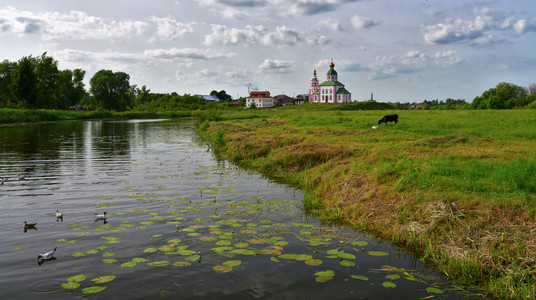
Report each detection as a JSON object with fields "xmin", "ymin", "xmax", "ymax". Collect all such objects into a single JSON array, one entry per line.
[{"xmin": 378, "ymin": 114, "xmax": 398, "ymax": 125}]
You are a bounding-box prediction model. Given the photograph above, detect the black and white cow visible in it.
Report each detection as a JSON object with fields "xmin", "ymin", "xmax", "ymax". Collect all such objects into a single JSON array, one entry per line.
[{"xmin": 378, "ymin": 114, "xmax": 398, "ymax": 125}]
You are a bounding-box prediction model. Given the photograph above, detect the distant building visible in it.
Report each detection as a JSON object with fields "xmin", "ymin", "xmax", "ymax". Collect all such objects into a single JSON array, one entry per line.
[
  {"xmin": 246, "ymin": 91, "xmax": 273, "ymax": 108},
  {"xmin": 273, "ymin": 94, "xmax": 295, "ymax": 107},
  {"xmin": 308, "ymin": 60, "xmax": 351, "ymax": 104},
  {"xmin": 366, "ymin": 92, "xmax": 376, "ymax": 102},
  {"xmin": 295, "ymin": 94, "xmax": 307, "ymax": 105},
  {"xmin": 197, "ymin": 95, "xmax": 220, "ymax": 102}
]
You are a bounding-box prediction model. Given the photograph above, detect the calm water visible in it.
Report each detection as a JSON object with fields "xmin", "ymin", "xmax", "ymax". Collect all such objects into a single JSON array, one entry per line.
[{"xmin": 0, "ymin": 119, "xmax": 473, "ymax": 299}]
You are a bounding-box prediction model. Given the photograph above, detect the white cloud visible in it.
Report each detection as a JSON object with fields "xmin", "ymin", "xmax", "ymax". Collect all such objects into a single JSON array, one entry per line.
[
  {"xmin": 151, "ymin": 17, "xmax": 194, "ymax": 41},
  {"xmin": 204, "ymin": 24, "xmax": 305, "ymax": 47},
  {"xmin": 351, "ymin": 15, "xmax": 379, "ymax": 29},
  {"xmin": 369, "ymin": 50, "xmax": 461, "ymax": 79},
  {"xmin": 259, "ymin": 59, "xmax": 295, "ymax": 72},
  {"xmin": 318, "ymin": 18, "xmax": 342, "ymax": 31},
  {"xmin": 144, "ymin": 47, "xmax": 236, "ymax": 60},
  {"xmin": 513, "ymin": 18, "xmax": 536, "ymax": 34}
]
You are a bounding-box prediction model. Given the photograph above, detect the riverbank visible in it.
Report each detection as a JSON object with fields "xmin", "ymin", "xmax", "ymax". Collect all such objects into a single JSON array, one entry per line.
[
  {"xmin": 199, "ymin": 108, "xmax": 536, "ymax": 299},
  {"xmin": 0, "ymin": 108, "xmax": 191, "ymax": 124}
]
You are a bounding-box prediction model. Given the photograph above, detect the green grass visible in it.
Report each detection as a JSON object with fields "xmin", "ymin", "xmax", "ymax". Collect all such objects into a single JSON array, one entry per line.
[{"xmin": 199, "ymin": 107, "xmax": 536, "ymax": 299}]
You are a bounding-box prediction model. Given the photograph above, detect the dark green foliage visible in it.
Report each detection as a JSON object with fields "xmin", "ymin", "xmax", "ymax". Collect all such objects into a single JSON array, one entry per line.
[
  {"xmin": 90, "ymin": 70, "xmax": 133, "ymax": 111},
  {"xmin": 471, "ymin": 82, "xmax": 529, "ymax": 109},
  {"xmin": 334, "ymin": 101, "xmax": 394, "ymax": 110}
]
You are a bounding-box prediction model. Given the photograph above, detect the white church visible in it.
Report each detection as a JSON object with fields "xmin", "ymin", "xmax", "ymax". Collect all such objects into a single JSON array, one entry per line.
[{"xmin": 308, "ymin": 60, "xmax": 351, "ymax": 104}]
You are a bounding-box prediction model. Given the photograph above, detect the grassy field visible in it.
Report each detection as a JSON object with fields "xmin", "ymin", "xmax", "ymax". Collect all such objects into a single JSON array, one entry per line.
[{"xmin": 200, "ymin": 107, "xmax": 536, "ymax": 299}]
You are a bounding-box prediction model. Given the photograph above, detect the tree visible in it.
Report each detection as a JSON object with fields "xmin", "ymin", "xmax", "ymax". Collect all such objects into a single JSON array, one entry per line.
[
  {"xmin": 90, "ymin": 70, "xmax": 132, "ymax": 111},
  {"xmin": 0, "ymin": 59, "xmax": 15, "ymax": 105},
  {"xmin": 471, "ymin": 82, "xmax": 527, "ymax": 109},
  {"xmin": 35, "ymin": 53, "xmax": 60, "ymax": 109},
  {"xmin": 210, "ymin": 90, "xmax": 232, "ymax": 102},
  {"xmin": 10, "ymin": 56, "xmax": 37, "ymax": 108}
]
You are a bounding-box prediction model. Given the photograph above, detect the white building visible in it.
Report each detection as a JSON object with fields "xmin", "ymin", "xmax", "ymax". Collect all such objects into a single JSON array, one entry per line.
[
  {"xmin": 308, "ymin": 60, "xmax": 351, "ymax": 104},
  {"xmin": 246, "ymin": 91, "xmax": 273, "ymax": 108}
]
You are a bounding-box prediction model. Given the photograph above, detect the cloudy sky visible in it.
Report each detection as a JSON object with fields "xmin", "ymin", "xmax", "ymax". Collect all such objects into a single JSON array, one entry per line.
[{"xmin": 1, "ymin": 0, "xmax": 535, "ymax": 102}]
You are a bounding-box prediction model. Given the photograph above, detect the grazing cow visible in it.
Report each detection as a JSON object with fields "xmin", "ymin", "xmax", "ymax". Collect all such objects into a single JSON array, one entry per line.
[{"xmin": 378, "ymin": 114, "xmax": 398, "ymax": 125}]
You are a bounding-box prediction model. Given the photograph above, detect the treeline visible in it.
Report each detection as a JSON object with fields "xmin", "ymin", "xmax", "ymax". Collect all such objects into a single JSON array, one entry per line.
[
  {"xmin": 0, "ymin": 53, "xmax": 237, "ymax": 112},
  {"xmin": 394, "ymin": 82, "xmax": 536, "ymax": 110}
]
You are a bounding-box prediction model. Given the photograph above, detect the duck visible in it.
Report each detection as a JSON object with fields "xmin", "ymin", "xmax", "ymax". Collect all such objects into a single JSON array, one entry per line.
[
  {"xmin": 55, "ymin": 210, "xmax": 63, "ymax": 218},
  {"xmin": 18, "ymin": 175, "xmax": 26, "ymax": 181},
  {"xmin": 37, "ymin": 247, "xmax": 57, "ymax": 261},
  {"xmin": 1, "ymin": 177, "xmax": 6, "ymax": 185},
  {"xmin": 23, "ymin": 221, "xmax": 37, "ymax": 230},
  {"xmin": 95, "ymin": 212, "xmax": 107, "ymax": 220}
]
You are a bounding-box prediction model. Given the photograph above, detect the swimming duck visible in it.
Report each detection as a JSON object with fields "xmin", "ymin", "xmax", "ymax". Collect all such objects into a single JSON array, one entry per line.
[
  {"xmin": 18, "ymin": 175, "xmax": 26, "ymax": 181},
  {"xmin": 0, "ymin": 177, "xmax": 6, "ymax": 185},
  {"xmin": 56, "ymin": 210, "xmax": 63, "ymax": 218},
  {"xmin": 95, "ymin": 212, "xmax": 107, "ymax": 220},
  {"xmin": 23, "ymin": 221, "xmax": 37, "ymax": 230},
  {"xmin": 37, "ymin": 247, "xmax": 57, "ymax": 261}
]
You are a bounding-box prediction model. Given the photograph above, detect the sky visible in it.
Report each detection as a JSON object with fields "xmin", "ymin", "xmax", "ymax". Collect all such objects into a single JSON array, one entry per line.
[{"xmin": 1, "ymin": 0, "xmax": 535, "ymax": 102}]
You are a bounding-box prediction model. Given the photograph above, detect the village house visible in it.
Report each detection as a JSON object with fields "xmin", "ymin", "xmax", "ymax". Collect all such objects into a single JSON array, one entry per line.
[
  {"xmin": 308, "ymin": 60, "xmax": 351, "ymax": 104},
  {"xmin": 246, "ymin": 91, "xmax": 273, "ymax": 108},
  {"xmin": 273, "ymin": 94, "xmax": 295, "ymax": 107}
]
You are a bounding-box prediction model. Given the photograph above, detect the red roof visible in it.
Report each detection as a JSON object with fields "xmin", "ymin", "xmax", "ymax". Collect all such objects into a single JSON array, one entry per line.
[{"xmin": 248, "ymin": 91, "xmax": 271, "ymax": 98}]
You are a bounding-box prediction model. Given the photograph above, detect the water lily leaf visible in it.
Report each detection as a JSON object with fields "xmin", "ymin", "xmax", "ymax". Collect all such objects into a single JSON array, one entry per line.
[
  {"xmin": 61, "ymin": 282, "xmax": 80, "ymax": 289},
  {"xmin": 213, "ymin": 265, "xmax": 232, "ymax": 273},
  {"xmin": 82, "ymin": 286, "xmax": 107, "ymax": 294},
  {"xmin": 92, "ymin": 276, "xmax": 116, "ymax": 284},
  {"xmin": 152, "ymin": 234, "xmax": 163, "ymax": 237},
  {"xmin": 187, "ymin": 233, "xmax": 202, "ymax": 237},
  {"xmin": 386, "ymin": 274, "xmax": 400, "ymax": 280},
  {"xmin": 215, "ymin": 240, "xmax": 231, "ymax": 246},
  {"xmin": 200, "ymin": 236, "xmax": 218, "ymax": 242},
  {"xmin": 337, "ymin": 252, "xmax": 356, "ymax": 260},
  {"xmin": 340, "ymin": 260, "xmax": 355, "ymax": 267},
  {"xmin": 185, "ymin": 255, "xmax": 200, "ymax": 262},
  {"xmin": 222, "ymin": 260, "xmax": 242, "ymax": 267},
  {"xmin": 351, "ymin": 275, "xmax": 369, "ymax": 281},
  {"xmin": 230, "ymin": 249, "xmax": 258, "ymax": 255},
  {"xmin": 177, "ymin": 249, "xmax": 197, "ymax": 256},
  {"xmin": 279, "ymin": 254, "xmax": 312, "ymax": 261},
  {"xmin": 274, "ymin": 241, "xmax": 288, "ymax": 246},
  {"xmin": 211, "ymin": 247, "xmax": 233, "ymax": 253},
  {"xmin": 382, "ymin": 281, "xmax": 396, "ymax": 288},
  {"xmin": 314, "ymin": 270, "xmax": 335, "ymax": 277},
  {"xmin": 102, "ymin": 252, "xmax": 116, "ymax": 257},
  {"xmin": 234, "ymin": 242, "xmax": 249, "ymax": 248},
  {"xmin": 159, "ymin": 245, "xmax": 176, "ymax": 252},
  {"xmin": 148, "ymin": 261, "xmax": 170, "ymax": 266},
  {"xmin": 72, "ymin": 252, "xmax": 86, "ymax": 257},
  {"xmin": 326, "ymin": 249, "xmax": 342, "ymax": 255},
  {"xmin": 167, "ymin": 239, "xmax": 182, "ymax": 244},
  {"xmin": 68, "ymin": 275, "xmax": 87, "ymax": 282},
  {"xmin": 305, "ymin": 259, "xmax": 323, "ymax": 266},
  {"xmin": 68, "ymin": 223, "xmax": 81, "ymax": 227},
  {"xmin": 173, "ymin": 261, "xmax": 192, "ymax": 267},
  {"xmin": 102, "ymin": 259, "xmax": 118, "ymax": 264},
  {"xmin": 131, "ymin": 257, "xmax": 147, "ymax": 263},
  {"xmin": 426, "ymin": 287, "xmax": 444, "ymax": 294},
  {"xmin": 86, "ymin": 249, "xmax": 99, "ymax": 255},
  {"xmin": 315, "ymin": 276, "xmax": 333, "ymax": 283},
  {"xmin": 121, "ymin": 261, "xmax": 137, "ymax": 267},
  {"xmin": 248, "ymin": 239, "xmax": 265, "ymax": 244},
  {"xmin": 76, "ymin": 232, "xmax": 89, "ymax": 236},
  {"xmin": 12, "ymin": 247, "xmax": 23, "ymax": 251},
  {"xmin": 139, "ymin": 221, "xmax": 155, "ymax": 225},
  {"xmin": 351, "ymin": 241, "xmax": 368, "ymax": 247},
  {"xmin": 368, "ymin": 251, "xmax": 389, "ymax": 256},
  {"xmin": 270, "ymin": 257, "xmax": 280, "ymax": 263},
  {"xmin": 56, "ymin": 238, "xmax": 69, "ymax": 243},
  {"xmin": 66, "ymin": 240, "xmax": 78, "ymax": 244},
  {"xmin": 96, "ymin": 246, "xmax": 108, "ymax": 250}
]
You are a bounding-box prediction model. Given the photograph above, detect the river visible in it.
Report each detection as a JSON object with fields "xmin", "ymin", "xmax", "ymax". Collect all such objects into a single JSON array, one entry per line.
[{"xmin": 0, "ymin": 119, "xmax": 473, "ymax": 299}]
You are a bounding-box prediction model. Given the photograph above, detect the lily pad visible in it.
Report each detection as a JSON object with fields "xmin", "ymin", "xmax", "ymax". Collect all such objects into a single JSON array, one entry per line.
[
  {"xmin": 152, "ymin": 234, "xmax": 163, "ymax": 237},
  {"xmin": 72, "ymin": 252, "xmax": 87, "ymax": 257},
  {"xmin": 131, "ymin": 257, "xmax": 147, "ymax": 263},
  {"xmin": 147, "ymin": 261, "xmax": 170, "ymax": 266},
  {"xmin": 102, "ymin": 252, "xmax": 116, "ymax": 257},
  {"xmin": 143, "ymin": 248, "xmax": 158, "ymax": 253},
  {"xmin": 12, "ymin": 247, "xmax": 23, "ymax": 251},
  {"xmin": 213, "ymin": 265, "xmax": 232, "ymax": 273},
  {"xmin": 102, "ymin": 259, "xmax": 118, "ymax": 264},
  {"xmin": 92, "ymin": 275, "xmax": 116, "ymax": 284},
  {"xmin": 86, "ymin": 249, "xmax": 99, "ymax": 255},
  {"xmin": 177, "ymin": 249, "xmax": 197, "ymax": 256},
  {"xmin": 337, "ymin": 252, "xmax": 356, "ymax": 260},
  {"xmin": 68, "ymin": 275, "xmax": 87, "ymax": 282},
  {"xmin": 82, "ymin": 286, "xmax": 107, "ymax": 294},
  {"xmin": 386, "ymin": 274, "xmax": 401, "ymax": 280},
  {"xmin": 279, "ymin": 254, "xmax": 312, "ymax": 261},
  {"xmin": 173, "ymin": 261, "xmax": 191, "ymax": 267},
  {"xmin": 230, "ymin": 249, "xmax": 258, "ymax": 255},
  {"xmin": 351, "ymin": 275, "xmax": 369, "ymax": 281},
  {"xmin": 368, "ymin": 251, "xmax": 389, "ymax": 256},
  {"xmin": 222, "ymin": 260, "xmax": 242, "ymax": 267},
  {"xmin": 340, "ymin": 260, "xmax": 355, "ymax": 267},
  {"xmin": 215, "ymin": 240, "xmax": 231, "ymax": 246},
  {"xmin": 305, "ymin": 259, "xmax": 323, "ymax": 266},
  {"xmin": 61, "ymin": 282, "xmax": 80, "ymax": 289},
  {"xmin": 426, "ymin": 287, "xmax": 444, "ymax": 294},
  {"xmin": 56, "ymin": 238, "xmax": 69, "ymax": 243},
  {"xmin": 121, "ymin": 262, "xmax": 137, "ymax": 267},
  {"xmin": 314, "ymin": 270, "xmax": 335, "ymax": 277},
  {"xmin": 351, "ymin": 241, "xmax": 368, "ymax": 247},
  {"xmin": 200, "ymin": 236, "xmax": 218, "ymax": 242},
  {"xmin": 382, "ymin": 281, "xmax": 396, "ymax": 288},
  {"xmin": 235, "ymin": 242, "xmax": 249, "ymax": 248}
]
